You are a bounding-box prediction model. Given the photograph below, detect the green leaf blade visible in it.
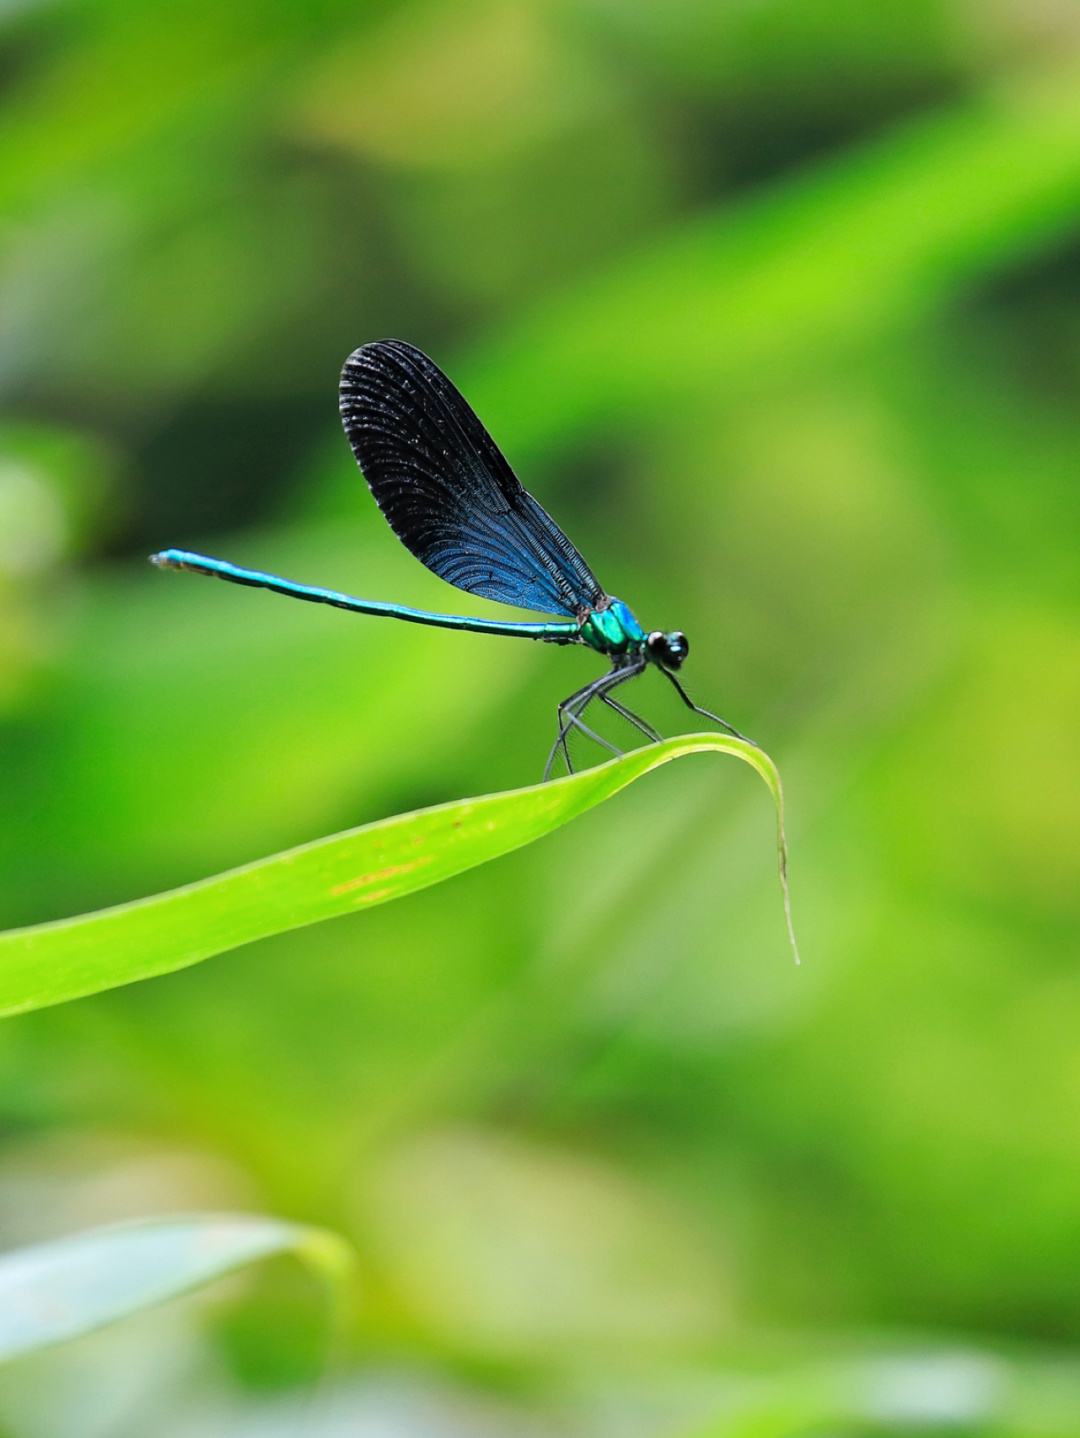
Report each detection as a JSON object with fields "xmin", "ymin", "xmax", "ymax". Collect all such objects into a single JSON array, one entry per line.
[
  {"xmin": 0, "ymin": 1214, "xmax": 353, "ymax": 1364},
  {"xmin": 0, "ymin": 735, "xmax": 795, "ymax": 1017}
]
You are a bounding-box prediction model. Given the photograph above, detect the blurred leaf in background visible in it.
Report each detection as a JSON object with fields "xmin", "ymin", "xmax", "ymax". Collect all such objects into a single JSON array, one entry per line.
[{"xmin": 1, "ymin": 0, "xmax": 1079, "ymax": 1432}]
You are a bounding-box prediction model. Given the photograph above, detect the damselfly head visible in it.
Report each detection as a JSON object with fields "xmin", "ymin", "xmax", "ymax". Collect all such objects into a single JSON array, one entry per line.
[{"xmin": 646, "ymin": 630, "xmax": 689, "ymax": 670}]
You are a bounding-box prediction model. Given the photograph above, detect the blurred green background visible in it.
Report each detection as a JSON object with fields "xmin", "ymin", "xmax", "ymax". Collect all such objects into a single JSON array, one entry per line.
[{"xmin": 1, "ymin": 0, "xmax": 1079, "ymax": 1433}]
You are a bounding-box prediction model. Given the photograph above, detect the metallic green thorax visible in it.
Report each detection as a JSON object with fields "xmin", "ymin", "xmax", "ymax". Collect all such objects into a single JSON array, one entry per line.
[{"xmin": 579, "ymin": 598, "xmax": 646, "ymax": 656}]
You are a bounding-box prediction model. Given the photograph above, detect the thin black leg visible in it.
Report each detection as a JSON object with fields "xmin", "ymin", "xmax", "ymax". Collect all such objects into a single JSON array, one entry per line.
[
  {"xmin": 601, "ymin": 692, "xmax": 662, "ymax": 743},
  {"xmin": 545, "ymin": 671, "xmax": 620, "ymax": 781},
  {"xmin": 563, "ymin": 695, "xmax": 622, "ymax": 761},
  {"xmin": 544, "ymin": 660, "xmax": 649, "ymax": 781},
  {"xmin": 563, "ymin": 674, "xmax": 623, "ymax": 773},
  {"xmin": 660, "ymin": 667, "xmax": 758, "ymax": 747}
]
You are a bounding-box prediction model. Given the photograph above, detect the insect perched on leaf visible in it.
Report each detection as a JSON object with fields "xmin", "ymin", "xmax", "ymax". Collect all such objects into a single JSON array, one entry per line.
[{"xmin": 152, "ymin": 340, "xmax": 755, "ymax": 776}]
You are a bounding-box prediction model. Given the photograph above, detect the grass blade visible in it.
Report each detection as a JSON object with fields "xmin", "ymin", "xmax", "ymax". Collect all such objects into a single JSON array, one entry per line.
[
  {"xmin": 0, "ymin": 1214, "xmax": 353, "ymax": 1364},
  {"xmin": 0, "ymin": 734, "xmax": 796, "ymax": 1017}
]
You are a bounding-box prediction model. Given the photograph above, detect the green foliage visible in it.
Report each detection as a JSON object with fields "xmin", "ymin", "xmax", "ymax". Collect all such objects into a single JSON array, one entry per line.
[
  {"xmin": 0, "ymin": 1214, "xmax": 352, "ymax": 1363},
  {"xmin": 0, "ymin": 736, "xmax": 792, "ymax": 1016},
  {"xmin": 1, "ymin": 0, "xmax": 1079, "ymax": 1432}
]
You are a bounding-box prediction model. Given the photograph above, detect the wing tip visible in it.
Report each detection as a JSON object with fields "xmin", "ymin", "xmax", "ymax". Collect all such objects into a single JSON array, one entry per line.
[
  {"xmin": 341, "ymin": 338, "xmax": 425, "ymax": 376},
  {"xmin": 340, "ymin": 340, "xmax": 438, "ymax": 423}
]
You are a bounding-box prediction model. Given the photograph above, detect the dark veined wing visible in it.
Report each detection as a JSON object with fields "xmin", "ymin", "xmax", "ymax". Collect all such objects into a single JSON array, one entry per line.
[{"xmin": 339, "ymin": 340, "xmax": 607, "ymax": 618}]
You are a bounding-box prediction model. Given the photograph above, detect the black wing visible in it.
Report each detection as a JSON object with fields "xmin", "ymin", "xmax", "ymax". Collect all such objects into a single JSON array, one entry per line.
[{"xmin": 339, "ymin": 340, "xmax": 607, "ymax": 618}]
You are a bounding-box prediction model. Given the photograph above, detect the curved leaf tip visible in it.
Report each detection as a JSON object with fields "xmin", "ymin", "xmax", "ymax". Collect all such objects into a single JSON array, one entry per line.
[
  {"xmin": 0, "ymin": 1213, "xmax": 354, "ymax": 1364},
  {"xmin": 0, "ymin": 733, "xmax": 798, "ymax": 1016}
]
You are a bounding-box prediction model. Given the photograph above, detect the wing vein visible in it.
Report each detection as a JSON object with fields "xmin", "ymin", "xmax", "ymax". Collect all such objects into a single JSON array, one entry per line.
[{"xmin": 339, "ymin": 340, "xmax": 607, "ymax": 618}]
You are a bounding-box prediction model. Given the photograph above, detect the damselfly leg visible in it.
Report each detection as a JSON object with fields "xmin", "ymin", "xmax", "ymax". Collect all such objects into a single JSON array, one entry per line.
[
  {"xmin": 660, "ymin": 667, "xmax": 757, "ymax": 747},
  {"xmin": 600, "ymin": 692, "xmax": 661, "ymax": 742},
  {"xmin": 544, "ymin": 661, "xmax": 753, "ymax": 782},
  {"xmin": 545, "ymin": 671, "xmax": 622, "ymax": 781},
  {"xmin": 545, "ymin": 659, "xmax": 649, "ymax": 780}
]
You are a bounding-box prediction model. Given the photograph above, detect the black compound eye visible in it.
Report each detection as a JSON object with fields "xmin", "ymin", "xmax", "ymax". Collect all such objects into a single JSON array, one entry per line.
[
  {"xmin": 647, "ymin": 630, "xmax": 688, "ymax": 668},
  {"xmin": 657, "ymin": 631, "xmax": 688, "ymax": 668}
]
